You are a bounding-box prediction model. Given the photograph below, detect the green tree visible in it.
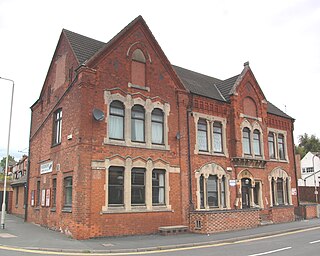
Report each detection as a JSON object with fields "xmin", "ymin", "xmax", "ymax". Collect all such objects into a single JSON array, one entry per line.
[
  {"xmin": 0, "ymin": 155, "xmax": 15, "ymax": 170},
  {"xmin": 295, "ymin": 133, "xmax": 320, "ymax": 158}
]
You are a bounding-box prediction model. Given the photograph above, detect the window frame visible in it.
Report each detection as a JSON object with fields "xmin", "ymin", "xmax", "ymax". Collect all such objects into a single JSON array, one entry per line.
[
  {"xmin": 151, "ymin": 108, "xmax": 164, "ymax": 145},
  {"xmin": 52, "ymin": 108, "xmax": 62, "ymax": 146},
  {"xmin": 213, "ymin": 121, "xmax": 223, "ymax": 153},
  {"xmin": 197, "ymin": 119, "xmax": 208, "ymax": 152},
  {"xmin": 108, "ymin": 167, "xmax": 124, "ymax": 206},
  {"xmin": 242, "ymin": 127, "xmax": 251, "ymax": 155},
  {"xmin": 131, "ymin": 168, "xmax": 146, "ymax": 205},
  {"xmin": 278, "ymin": 134, "xmax": 286, "ymax": 160},
  {"xmin": 109, "ymin": 100, "xmax": 125, "ymax": 140},
  {"xmin": 36, "ymin": 180, "xmax": 41, "ymax": 207},
  {"xmin": 253, "ymin": 129, "xmax": 262, "ymax": 156},
  {"xmin": 52, "ymin": 178, "xmax": 57, "ymax": 208},
  {"xmin": 63, "ymin": 176, "xmax": 73, "ymax": 209},
  {"xmin": 268, "ymin": 132, "xmax": 276, "ymax": 159},
  {"xmin": 199, "ymin": 173, "xmax": 228, "ymax": 210},
  {"xmin": 131, "ymin": 105, "xmax": 145, "ymax": 143},
  {"xmin": 152, "ymin": 169, "xmax": 165, "ymax": 205}
]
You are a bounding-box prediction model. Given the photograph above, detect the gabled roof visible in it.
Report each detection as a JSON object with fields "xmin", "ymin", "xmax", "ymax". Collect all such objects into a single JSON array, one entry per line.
[
  {"xmin": 61, "ymin": 17, "xmax": 293, "ymax": 120},
  {"xmin": 173, "ymin": 65, "xmax": 224, "ymax": 101},
  {"xmin": 63, "ymin": 29, "xmax": 106, "ymax": 65},
  {"xmin": 267, "ymin": 102, "xmax": 293, "ymax": 119}
]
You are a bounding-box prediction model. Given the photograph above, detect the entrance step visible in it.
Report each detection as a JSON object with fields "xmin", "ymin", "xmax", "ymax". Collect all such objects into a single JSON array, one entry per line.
[
  {"xmin": 158, "ymin": 225, "xmax": 188, "ymax": 235},
  {"xmin": 260, "ymin": 220, "xmax": 273, "ymax": 226}
]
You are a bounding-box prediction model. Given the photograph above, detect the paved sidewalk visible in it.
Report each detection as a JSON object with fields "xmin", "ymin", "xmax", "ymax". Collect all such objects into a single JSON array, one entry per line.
[{"xmin": 0, "ymin": 213, "xmax": 320, "ymax": 253}]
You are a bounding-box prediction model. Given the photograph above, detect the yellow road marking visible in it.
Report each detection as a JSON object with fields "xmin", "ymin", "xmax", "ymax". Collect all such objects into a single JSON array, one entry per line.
[{"xmin": 0, "ymin": 226, "xmax": 319, "ymax": 255}]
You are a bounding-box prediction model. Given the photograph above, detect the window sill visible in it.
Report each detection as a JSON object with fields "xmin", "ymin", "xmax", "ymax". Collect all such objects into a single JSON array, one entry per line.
[
  {"xmin": 62, "ymin": 207, "xmax": 72, "ymax": 213},
  {"xmin": 51, "ymin": 143, "xmax": 61, "ymax": 148},
  {"xmin": 104, "ymin": 138, "xmax": 170, "ymax": 151},
  {"xmin": 197, "ymin": 151, "xmax": 227, "ymax": 157},
  {"xmin": 268, "ymin": 158, "xmax": 288, "ymax": 163},
  {"xmin": 102, "ymin": 205, "xmax": 172, "ymax": 214},
  {"xmin": 128, "ymin": 83, "xmax": 150, "ymax": 92}
]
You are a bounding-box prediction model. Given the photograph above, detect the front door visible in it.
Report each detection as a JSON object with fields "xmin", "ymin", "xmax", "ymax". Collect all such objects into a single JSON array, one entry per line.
[{"xmin": 241, "ymin": 178, "xmax": 251, "ymax": 208}]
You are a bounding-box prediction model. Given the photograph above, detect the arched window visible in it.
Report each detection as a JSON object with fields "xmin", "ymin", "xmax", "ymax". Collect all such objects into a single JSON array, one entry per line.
[
  {"xmin": 109, "ymin": 101, "xmax": 125, "ymax": 140},
  {"xmin": 131, "ymin": 105, "xmax": 145, "ymax": 142},
  {"xmin": 253, "ymin": 129, "xmax": 261, "ymax": 156},
  {"xmin": 131, "ymin": 49, "xmax": 146, "ymax": 86},
  {"xmin": 151, "ymin": 108, "xmax": 164, "ymax": 144},
  {"xmin": 198, "ymin": 119, "xmax": 208, "ymax": 151},
  {"xmin": 199, "ymin": 174, "xmax": 228, "ymax": 209},
  {"xmin": 242, "ymin": 127, "xmax": 251, "ymax": 155}
]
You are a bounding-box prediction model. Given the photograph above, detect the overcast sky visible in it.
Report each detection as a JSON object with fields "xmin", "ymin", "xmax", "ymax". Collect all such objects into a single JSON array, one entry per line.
[{"xmin": 0, "ymin": 0, "xmax": 319, "ymax": 160}]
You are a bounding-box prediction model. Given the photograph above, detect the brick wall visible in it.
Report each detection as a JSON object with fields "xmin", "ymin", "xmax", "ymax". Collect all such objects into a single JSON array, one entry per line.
[
  {"xmin": 270, "ymin": 206, "xmax": 295, "ymax": 223},
  {"xmin": 298, "ymin": 186, "xmax": 320, "ymax": 203},
  {"xmin": 11, "ymin": 186, "xmax": 26, "ymax": 218},
  {"xmin": 190, "ymin": 209, "xmax": 260, "ymax": 234}
]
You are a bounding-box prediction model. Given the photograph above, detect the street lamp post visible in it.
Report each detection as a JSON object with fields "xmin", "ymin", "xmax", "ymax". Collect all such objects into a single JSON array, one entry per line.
[
  {"xmin": 0, "ymin": 77, "xmax": 14, "ymax": 229},
  {"xmin": 312, "ymin": 153, "xmax": 319, "ymax": 203}
]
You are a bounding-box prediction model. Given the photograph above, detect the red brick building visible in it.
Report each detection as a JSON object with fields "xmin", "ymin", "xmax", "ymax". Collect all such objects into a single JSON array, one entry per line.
[
  {"xmin": 27, "ymin": 16, "xmax": 298, "ymax": 239},
  {"xmin": 10, "ymin": 155, "xmax": 28, "ymax": 218}
]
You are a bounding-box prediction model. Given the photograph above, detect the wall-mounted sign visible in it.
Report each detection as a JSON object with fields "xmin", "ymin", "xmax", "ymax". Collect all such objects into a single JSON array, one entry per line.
[
  {"xmin": 40, "ymin": 161, "xmax": 53, "ymax": 174},
  {"xmin": 41, "ymin": 189, "xmax": 46, "ymax": 206},
  {"xmin": 291, "ymin": 188, "xmax": 297, "ymax": 196},
  {"xmin": 229, "ymin": 180, "xmax": 236, "ymax": 186},
  {"xmin": 45, "ymin": 189, "xmax": 51, "ymax": 207}
]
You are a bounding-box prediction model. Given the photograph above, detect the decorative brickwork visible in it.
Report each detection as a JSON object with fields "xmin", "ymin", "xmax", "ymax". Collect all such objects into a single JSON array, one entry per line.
[{"xmin": 190, "ymin": 209, "xmax": 260, "ymax": 233}]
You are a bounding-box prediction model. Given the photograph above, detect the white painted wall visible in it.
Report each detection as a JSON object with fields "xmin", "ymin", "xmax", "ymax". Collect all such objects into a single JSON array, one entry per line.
[{"xmin": 299, "ymin": 152, "xmax": 320, "ymax": 187}]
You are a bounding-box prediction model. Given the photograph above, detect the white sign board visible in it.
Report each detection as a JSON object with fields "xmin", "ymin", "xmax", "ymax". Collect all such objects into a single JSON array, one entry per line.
[
  {"xmin": 40, "ymin": 161, "xmax": 53, "ymax": 174},
  {"xmin": 291, "ymin": 188, "xmax": 297, "ymax": 196},
  {"xmin": 229, "ymin": 180, "xmax": 236, "ymax": 186}
]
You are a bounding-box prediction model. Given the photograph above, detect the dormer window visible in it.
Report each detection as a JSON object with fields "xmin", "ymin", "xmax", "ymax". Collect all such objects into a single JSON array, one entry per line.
[{"xmin": 131, "ymin": 49, "xmax": 146, "ymax": 86}]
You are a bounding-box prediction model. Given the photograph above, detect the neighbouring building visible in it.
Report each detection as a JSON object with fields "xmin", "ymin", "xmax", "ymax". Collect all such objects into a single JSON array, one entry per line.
[
  {"xmin": 297, "ymin": 152, "xmax": 320, "ymax": 204},
  {"xmin": 10, "ymin": 155, "xmax": 28, "ymax": 218},
  {"xmin": 298, "ymin": 152, "xmax": 320, "ymax": 187},
  {"xmin": 27, "ymin": 16, "xmax": 298, "ymax": 239},
  {"xmin": 0, "ymin": 159, "xmax": 15, "ymax": 213}
]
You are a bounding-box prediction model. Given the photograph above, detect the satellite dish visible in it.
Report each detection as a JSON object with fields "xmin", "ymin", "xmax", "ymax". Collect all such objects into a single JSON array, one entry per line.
[{"xmin": 93, "ymin": 108, "xmax": 105, "ymax": 121}]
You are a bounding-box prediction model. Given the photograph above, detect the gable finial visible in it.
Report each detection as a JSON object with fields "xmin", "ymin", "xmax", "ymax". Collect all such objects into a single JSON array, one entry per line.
[{"xmin": 244, "ymin": 61, "xmax": 249, "ymax": 67}]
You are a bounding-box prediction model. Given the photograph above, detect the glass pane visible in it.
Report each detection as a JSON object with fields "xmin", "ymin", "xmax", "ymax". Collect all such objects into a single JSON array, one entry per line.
[
  {"xmin": 269, "ymin": 140, "xmax": 275, "ymax": 158},
  {"xmin": 213, "ymin": 133, "xmax": 222, "ymax": 152},
  {"xmin": 207, "ymin": 192, "xmax": 218, "ymax": 207},
  {"xmin": 253, "ymin": 131, "xmax": 261, "ymax": 155},
  {"xmin": 198, "ymin": 131, "xmax": 208, "ymax": 151},
  {"xmin": 277, "ymin": 179, "xmax": 284, "ymax": 205},
  {"xmin": 131, "ymin": 119, "xmax": 144, "ymax": 142},
  {"xmin": 152, "ymin": 109, "xmax": 163, "ymax": 122},
  {"xmin": 108, "ymin": 186, "xmax": 123, "ymax": 204},
  {"xmin": 152, "ymin": 122, "xmax": 163, "ymax": 144},
  {"xmin": 109, "ymin": 169, "xmax": 124, "ymax": 185},
  {"xmin": 243, "ymin": 138, "xmax": 251, "ymax": 154},
  {"xmin": 109, "ymin": 115, "xmax": 124, "ymax": 139}
]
